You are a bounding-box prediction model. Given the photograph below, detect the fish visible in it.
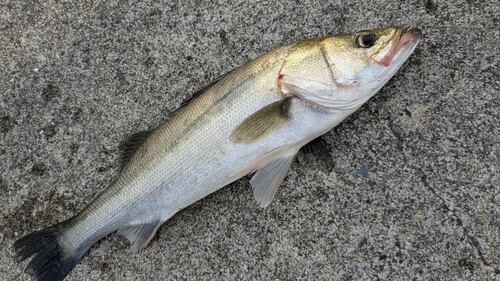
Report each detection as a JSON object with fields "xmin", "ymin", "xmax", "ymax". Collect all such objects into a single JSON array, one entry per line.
[{"xmin": 13, "ymin": 26, "xmax": 422, "ymax": 281}]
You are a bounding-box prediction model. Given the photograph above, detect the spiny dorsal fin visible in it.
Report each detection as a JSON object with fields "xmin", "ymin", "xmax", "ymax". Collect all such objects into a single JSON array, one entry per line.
[
  {"xmin": 230, "ymin": 97, "xmax": 293, "ymax": 143},
  {"xmin": 119, "ymin": 74, "xmax": 226, "ymax": 169},
  {"xmin": 120, "ymin": 129, "xmax": 155, "ymax": 168},
  {"xmin": 300, "ymin": 136, "xmax": 334, "ymax": 170},
  {"xmin": 173, "ymin": 73, "xmax": 228, "ymax": 115},
  {"xmin": 117, "ymin": 220, "xmax": 164, "ymax": 251}
]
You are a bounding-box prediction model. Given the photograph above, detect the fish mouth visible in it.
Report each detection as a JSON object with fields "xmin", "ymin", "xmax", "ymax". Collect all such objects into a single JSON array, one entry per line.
[{"xmin": 374, "ymin": 28, "xmax": 422, "ymax": 67}]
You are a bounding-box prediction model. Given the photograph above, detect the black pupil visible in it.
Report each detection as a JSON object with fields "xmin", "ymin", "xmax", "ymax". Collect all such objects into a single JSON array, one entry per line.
[{"xmin": 362, "ymin": 34, "xmax": 374, "ymax": 46}]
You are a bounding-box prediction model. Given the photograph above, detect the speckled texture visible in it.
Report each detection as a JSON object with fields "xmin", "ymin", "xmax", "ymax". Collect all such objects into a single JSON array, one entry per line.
[{"xmin": 1, "ymin": 1, "xmax": 498, "ymax": 280}]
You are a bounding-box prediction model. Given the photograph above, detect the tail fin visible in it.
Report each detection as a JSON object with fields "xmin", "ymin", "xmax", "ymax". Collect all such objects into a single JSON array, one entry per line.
[{"xmin": 13, "ymin": 223, "xmax": 80, "ymax": 281}]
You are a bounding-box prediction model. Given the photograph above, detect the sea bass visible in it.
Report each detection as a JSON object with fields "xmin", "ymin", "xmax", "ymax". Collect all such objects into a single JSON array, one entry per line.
[{"xmin": 14, "ymin": 26, "xmax": 421, "ymax": 280}]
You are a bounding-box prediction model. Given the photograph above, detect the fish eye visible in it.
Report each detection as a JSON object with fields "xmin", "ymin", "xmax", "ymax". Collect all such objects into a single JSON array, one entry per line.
[{"xmin": 355, "ymin": 32, "xmax": 376, "ymax": 48}]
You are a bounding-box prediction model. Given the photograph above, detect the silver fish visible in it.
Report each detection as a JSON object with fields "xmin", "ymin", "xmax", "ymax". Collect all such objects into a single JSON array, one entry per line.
[{"xmin": 14, "ymin": 26, "xmax": 421, "ymax": 280}]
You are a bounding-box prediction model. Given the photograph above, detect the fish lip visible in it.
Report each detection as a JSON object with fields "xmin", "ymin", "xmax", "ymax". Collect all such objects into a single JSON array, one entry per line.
[
  {"xmin": 374, "ymin": 28, "xmax": 422, "ymax": 67},
  {"xmin": 400, "ymin": 28, "xmax": 422, "ymax": 47}
]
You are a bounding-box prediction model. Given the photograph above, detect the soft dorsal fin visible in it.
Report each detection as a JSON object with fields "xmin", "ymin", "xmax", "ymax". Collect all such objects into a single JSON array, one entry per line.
[
  {"xmin": 300, "ymin": 136, "xmax": 334, "ymax": 170},
  {"xmin": 117, "ymin": 220, "xmax": 164, "ymax": 251},
  {"xmin": 230, "ymin": 97, "xmax": 293, "ymax": 143},
  {"xmin": 120, "ymin": 129, "xmax": 155, "ymax": 168}
]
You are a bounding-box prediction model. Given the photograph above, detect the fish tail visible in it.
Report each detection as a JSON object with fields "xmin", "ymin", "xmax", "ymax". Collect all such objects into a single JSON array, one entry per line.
[{"xmin": 13, "ymin": 219, "xmax": 86, "ymax": 281}]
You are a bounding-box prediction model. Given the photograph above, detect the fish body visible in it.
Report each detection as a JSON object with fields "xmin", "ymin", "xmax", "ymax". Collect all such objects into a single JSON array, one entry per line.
[{"xmin": 14, "ymin": 26, "xmax": 421, "ymax": 281}]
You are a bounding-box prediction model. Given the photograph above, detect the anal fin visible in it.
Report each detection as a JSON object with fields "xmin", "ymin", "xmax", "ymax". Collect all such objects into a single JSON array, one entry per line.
[{"xmin": 117, "ymin": 221, "xmax": 163, "ymax": 251}]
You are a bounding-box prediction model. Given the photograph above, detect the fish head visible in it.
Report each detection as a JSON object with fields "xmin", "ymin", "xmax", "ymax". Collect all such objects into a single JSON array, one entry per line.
[
  {"xmin": 279, "ymin": 26, "xmax": 422, "ymax": 110},
  {"xmin": 324, "ymin": 26, "xmax": 421, "ymax": 87}
]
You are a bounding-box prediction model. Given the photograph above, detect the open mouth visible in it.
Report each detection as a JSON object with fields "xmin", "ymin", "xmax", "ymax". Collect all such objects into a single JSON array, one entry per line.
[{"xmin": 374, "ymin": 28, "xmax": 422, "ymax": 67}]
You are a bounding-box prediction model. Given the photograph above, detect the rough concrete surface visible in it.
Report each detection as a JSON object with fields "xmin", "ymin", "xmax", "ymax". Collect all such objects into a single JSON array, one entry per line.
[{"xmin": 0, "ymin": 0, "xmax": 498, "ymax": 280}]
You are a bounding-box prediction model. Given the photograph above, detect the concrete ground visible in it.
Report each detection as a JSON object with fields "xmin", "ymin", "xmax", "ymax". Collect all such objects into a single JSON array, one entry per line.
[{"xmin": 0, "ymin": 0, "xmax": 498, "ymax": 280}]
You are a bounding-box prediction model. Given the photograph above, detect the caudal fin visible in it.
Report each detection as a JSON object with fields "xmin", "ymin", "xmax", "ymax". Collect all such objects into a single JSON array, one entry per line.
[{"xmin": 13, "ymin": 223, "xmax": 80, "ymax": 281}]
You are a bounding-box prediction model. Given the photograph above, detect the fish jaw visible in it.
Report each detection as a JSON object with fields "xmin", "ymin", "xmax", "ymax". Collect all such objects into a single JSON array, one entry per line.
[{"xmin": 374, "ymin": 28, "xmax": 422, "ymax": 67}]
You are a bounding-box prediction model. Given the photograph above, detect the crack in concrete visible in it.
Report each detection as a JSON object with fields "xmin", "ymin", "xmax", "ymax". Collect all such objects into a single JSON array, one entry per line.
[
  {"xmin": 386, "ymin": 115, "xmax": 404, "ymax": 154},
  {"xmin": 419, "ymin": 169, "xmax": 492, "ymax": 268}
]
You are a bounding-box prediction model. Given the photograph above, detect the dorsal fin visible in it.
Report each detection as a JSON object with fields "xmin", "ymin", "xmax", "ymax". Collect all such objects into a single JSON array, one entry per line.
[
  {"xmin": 120, "ymin": 129, "xmax": 155, "ymax": 168},
  {"xmin": 118, "ymin": 74, "xmax": 226, "ymax": 169},
  {"xmin": 175, "ymin": 73, "xmax": 227, "ymax": 113},
  {"xmin": 118, "ymin": 74, "xmax": 227, "ymax": 167},
  {"xmin": 120, "ymin": 47, "xmax": 292, "ymax": 175}
]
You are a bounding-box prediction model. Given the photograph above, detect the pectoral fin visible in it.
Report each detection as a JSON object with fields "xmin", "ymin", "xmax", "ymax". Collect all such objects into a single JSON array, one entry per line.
[
  {"xmin": 250, "ymin": 149, "xmax": 298, "ymax": 208},
  {"xmin": 230, "ymin": 97, "xmax": 292, "ymax": 143},
  {"xmin": 117, "ymin": 220, "xmax": 164, "ymax": 251}
]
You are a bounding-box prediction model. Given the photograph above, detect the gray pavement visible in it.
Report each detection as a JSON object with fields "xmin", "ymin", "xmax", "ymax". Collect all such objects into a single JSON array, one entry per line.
[{"xmin": 0, "ymin": 0, "xmax": 498, "ymax": 280}]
